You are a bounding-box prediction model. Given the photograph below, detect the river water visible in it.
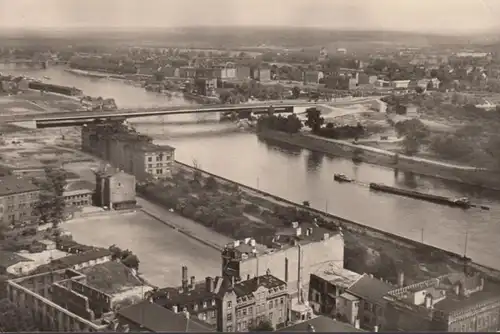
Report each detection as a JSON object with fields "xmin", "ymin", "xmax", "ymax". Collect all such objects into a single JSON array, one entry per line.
[{"xmin": 9, "ymin": 67, "xmax": 500, "ymax": 270}]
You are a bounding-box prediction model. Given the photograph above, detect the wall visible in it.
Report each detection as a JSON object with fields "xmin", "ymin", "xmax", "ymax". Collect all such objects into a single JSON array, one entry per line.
[
  {"xmin": 109, "ymin": 172, "xmax": 136, "ymax": 204},
  {"xmin": 174, "ymin": 160, "xmax": 500, "ymax": 283},
  {"xmin": 239, "ymin": 234, "xmax": 344, "ymax": 300},
  {"xmin": 51, "ymin": 282, "xmax": 95, "ymax": 321},
  {"xmin": 69, "ymin": 280, "xmax": 112, "ymax": 317},
  {"xmin": 0, "ymin": 190, "xmax": 40, "ymax": 226}
]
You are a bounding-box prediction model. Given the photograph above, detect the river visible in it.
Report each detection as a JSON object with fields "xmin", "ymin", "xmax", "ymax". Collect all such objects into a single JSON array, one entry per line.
[{"xmin": 9, "ymin": 67, "xmax": 500, "ymax": 271}]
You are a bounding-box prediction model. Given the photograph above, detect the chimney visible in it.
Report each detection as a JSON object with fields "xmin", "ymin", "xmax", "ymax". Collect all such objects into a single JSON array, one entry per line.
[
  {"xmin": 397, "ymin": 270, "xmax": 405, "ymax": 288},
  {"xmin": 250, "ymin": 239, "xmax": 256, "ymax": 247},
  {"xmin": 424, "ymin": 294, "xmax": 433, "ymax": 309},
  {"xmin": 190, "ymin": 276, "xmax": 195, "ymax": 289},
  {"xmin": 172, "ymin": 305, "xmax": 178, "ymax": 313},
  {"xmin": 373, "ymin": 325, "xmax": 379, "ymax": 332},
  {"xmin": 234, "ymin": 240, "xmax": 240, "ymax": 247},
  {"xmin": 354, "ymin": 319, "xmax": 360, "ymax": 329},
  {"xmin": 285, "ymin": 257, "xmax": 289, "ymax": 282},
  {"xmin": 244, "ymin": 237, "xmax": 251, "ymax": 244},
  {"xmin": 296, "ymin": 227, "xmax": 302, "ymax": 236},
  {"xmin": 205, "ymin": 277, "xmax": 214, "ymax": 293},
  {"xmin": 181, "ymin": 266, "xmax": 188, "ymax": 289},
  {"xmin": 231, "ymin": 276, "xmax": 235, "ymax": 288}
]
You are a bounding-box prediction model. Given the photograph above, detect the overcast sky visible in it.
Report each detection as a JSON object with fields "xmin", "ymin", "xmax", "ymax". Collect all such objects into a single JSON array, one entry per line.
[{"xmin": 0, "ymin": 0, "xmax": 498, "ymax": 33}]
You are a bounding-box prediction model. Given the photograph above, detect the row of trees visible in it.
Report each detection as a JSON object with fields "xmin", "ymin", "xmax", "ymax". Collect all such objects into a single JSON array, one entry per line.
[
  {"xmin": 256, "ymin": 114, "xmax": 303, "ymax": 134},
  {"xmin": 33, "ymin": 167, "xmax": 67, "ymax": 228}
]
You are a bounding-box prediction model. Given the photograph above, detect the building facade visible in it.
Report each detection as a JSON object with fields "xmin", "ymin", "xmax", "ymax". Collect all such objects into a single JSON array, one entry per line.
[
  {"xmin": 195, "ymin": 77, "xmax": 218, "ymax": 96},
  {"xmin": 0, "ymin": 176, "xmax": 40, "ymax": 226},
  {"xmin": 220, "ymin": 272, "xmax": 289, "ymax": 332},
  {"xmin": 63, "ymin": 180, "xmax": 94, "ymax": 208},
  {"xmin": 81, "ymin": 122, "xmax": 175, "ymax": 181},
  {"xmin": 94, "ymin": 170, "xmax": 136, "ymax": 210},
  {"xmin": 221, "ymin": 224, "xmax": 344, "ymax": 303}
]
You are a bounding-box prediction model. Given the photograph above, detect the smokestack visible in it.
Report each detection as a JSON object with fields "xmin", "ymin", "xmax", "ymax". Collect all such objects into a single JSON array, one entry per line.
[
  {"xmin": 397, "ymin": 271, "xmax": 405, "ymax": 288},
  {"xmin": 181, "ymin": 266, "xmax": 188, "ymax": 289},
  {"xmin": 285, "ymin": 257, "xmax": 289, "ymax": 282},
  {"xmin": 205, "ymin": 277, "xmax": 214, "ymax": 293},
  {"xmin": 190, "ymin": 276, "xmax": 195, "ymax": 289}
]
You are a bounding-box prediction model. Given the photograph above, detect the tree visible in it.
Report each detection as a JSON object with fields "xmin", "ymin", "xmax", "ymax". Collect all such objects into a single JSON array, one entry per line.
[
  {"xmin": 249, "ymin": 319, "xmax": 274, "ymax": 332},
  {"xmin": 122, "ymin": 254, "xmax": 140, "ymax": 271},
  {"xmin": 0, "ymin": 299, "xmax": 37, "ymax": 332},
  {"xmin": 205, "ymin": 176, "xmax": 218, "ymax": 191},
  {"xmin": 394, "ymin": 119, "xmax": 429, "ymax": 156},
  {"xmin": 292, "ymin": 86, "xmax": 301, "ymax": 99},
  {"xmin": 304, "ymin": 107, "xmax": 324, "ymax": 133},
  {"xmin": 35, "ymin": 167, "xmax": 67, "ymax": 227}
]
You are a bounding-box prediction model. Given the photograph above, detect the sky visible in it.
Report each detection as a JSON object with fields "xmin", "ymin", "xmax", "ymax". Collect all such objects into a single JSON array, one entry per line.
[{"xmin": 0, "ymin": 0, "xmax": 499, "ymax": 34}]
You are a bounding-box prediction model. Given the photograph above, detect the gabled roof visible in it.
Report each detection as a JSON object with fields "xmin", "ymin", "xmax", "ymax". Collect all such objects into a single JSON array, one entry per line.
[
  {"xmin": 0, "ymin": 176, "xmax": 39, "ymax": 196},
  {"xmin": 347, "ymin": 274, "xmax": 394, "ymax": 305},
  {"xmin": 118, "ymin": 301, "xmax": 215, "ymax": 332}
]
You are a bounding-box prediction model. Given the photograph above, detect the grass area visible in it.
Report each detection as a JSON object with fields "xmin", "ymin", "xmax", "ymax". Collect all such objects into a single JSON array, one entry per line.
[{"xmin": 79, "ymin": 261, "xmax": 143, "ymax": 295}]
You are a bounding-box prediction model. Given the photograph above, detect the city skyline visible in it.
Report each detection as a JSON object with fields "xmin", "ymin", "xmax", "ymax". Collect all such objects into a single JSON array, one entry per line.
[{"xmin": 0, "ymin": 0, "xmax": 499, "ymax": 34}]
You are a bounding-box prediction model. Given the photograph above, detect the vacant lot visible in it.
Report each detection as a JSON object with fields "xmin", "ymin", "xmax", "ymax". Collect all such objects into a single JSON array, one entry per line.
[{"xmin": 63, "ymin": 211, "xmax": 222, "ymax": 287}]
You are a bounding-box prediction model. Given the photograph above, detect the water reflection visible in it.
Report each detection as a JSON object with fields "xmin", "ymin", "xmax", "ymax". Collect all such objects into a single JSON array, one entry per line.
[
  {"xmin": 258, "ymin": 137, "xmax": 303, "ymax": 156},
  {"xmin": 306, "ymin": 151, "xmax": 324, "ymax": 172}
]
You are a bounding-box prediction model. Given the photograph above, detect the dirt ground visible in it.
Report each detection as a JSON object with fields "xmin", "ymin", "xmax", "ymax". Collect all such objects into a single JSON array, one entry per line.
[{"xmin": 63, "ymin": 211, "xmax": 222, "ymax": 287}]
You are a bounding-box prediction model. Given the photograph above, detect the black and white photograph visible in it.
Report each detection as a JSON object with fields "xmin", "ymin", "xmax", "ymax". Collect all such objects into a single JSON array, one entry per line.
[{"xmin": 0, "ymin": 0, "xmax": 499, "ymax": 331}]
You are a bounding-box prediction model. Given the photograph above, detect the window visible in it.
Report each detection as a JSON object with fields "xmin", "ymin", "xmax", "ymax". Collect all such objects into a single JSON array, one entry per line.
[
  {"xmin": 211, "ymin": 299, "xmax": 216, "ymax": 306},
  {"xmin": 280, "ymin": 297, "xmax": 284, "ymax": 304},
  {"xmin": 227, "ymin": 301, "xmax": 232, "ymax": 309},
  {"xmin": 209, "ymin": 310, "xmax": 215, "ymax": 318},
  {"xmin": 193, "ymin": 304, "xmax": 198, "ymax": 311},
  {"xmin": 202, "ymin": 301, "xmax": 207, "ymax": 308},
  {"xmin": 242, "ymin": 308, "xmax": 247, "ymax": 316},
  {"xmin": 157, "ymin": 155, "xmax": 163, "ymax": 161},
  {"xmin": 226, "ymin": 325, "xmax": 233, "ymax": 332},
  {"xmin": 227, "ymin": 313, "xmax": 232, "ymax": 321},
  {"xmin": 156, "ymin": 169, "xmax": 163, "ymax": 174},
  {"xmin": 269, "ymin": 301, "xmax": 273, "ymax": 309},
  {"xmin": 148, "ymin": 164, "xmax": 153, "ymax": 168},
  {"xmin": 269, "ymin": 312, "xmax": 273, "ymax": 319},
  {"xmin": 148, "ymin": 157, "xmax": 152, "ymax": 162}
]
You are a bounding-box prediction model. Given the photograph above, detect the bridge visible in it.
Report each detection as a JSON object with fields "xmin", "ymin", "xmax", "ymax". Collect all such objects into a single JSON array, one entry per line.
[{"xmin": 6, "ymin": 102, "xmax": 314, "ymax": 128}]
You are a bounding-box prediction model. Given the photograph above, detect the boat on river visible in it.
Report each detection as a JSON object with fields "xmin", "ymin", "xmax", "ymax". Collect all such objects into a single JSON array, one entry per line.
[
  {"xmin": 334, "ymin": 173, "xmax": 354, "ymax": 183},
  {"xmin": 369, "ymin": 183, "xmax": 471, "ymax": 209}
]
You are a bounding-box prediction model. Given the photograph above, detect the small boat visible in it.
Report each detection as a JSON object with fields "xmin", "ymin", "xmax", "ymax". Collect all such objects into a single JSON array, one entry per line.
[
  {"xmin": 334, "ymin": 173, "xmax": 353, "ymax": 183},
  {"xmin": 452, "ymin": 197, "xmax": 471, "ymax": 208}
]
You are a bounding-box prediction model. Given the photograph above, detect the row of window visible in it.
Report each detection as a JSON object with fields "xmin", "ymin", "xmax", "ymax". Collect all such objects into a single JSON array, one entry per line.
[
  {"xmin": 454, "ymin": 313, "xmax": 499, "ymax": 332},
  {"xmin": 234, "ymin": 297, "xmax": 285, "ymax": 320},
  {"xmin": 2, "ymin": 192, "xmax": 38, "ymax": 202},
  {"xmin": 146, "ymin": 154, "xmax": 173, "ymax": 162}
]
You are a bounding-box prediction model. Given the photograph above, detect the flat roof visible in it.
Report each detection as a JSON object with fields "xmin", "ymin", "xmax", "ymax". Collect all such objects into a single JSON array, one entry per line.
[{"xmin": 313, "ymin": 263, "xmax": 362, "ymax": 289}]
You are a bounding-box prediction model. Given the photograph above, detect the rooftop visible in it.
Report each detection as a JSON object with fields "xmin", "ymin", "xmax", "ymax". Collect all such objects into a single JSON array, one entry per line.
[
  {"xmin": 34, "ymin": 248, "xmax": 111, "ymax": 273},
  {"xmin": 434, "ymin": 280, "xmax": 500, "ymax": 314},
  {"xmin": 154, "ymin": 280, "xmax": 218, "ymax": 307},
  {"xmin": 0, "ymin": 176, "xmax": 39, "ymax": 196},
  {"xmin": 233, "ymin": 273, "xmax": 286, "ymax": 298},
  {"xmin": 313, "ymin": 262, "xmax": 362, "ymax": 289},
  {"xmin": 136, "ymin": 142, "xmax": 175, "ymax": 153},
  {"xmin": 347, "ymin": 274, "xmax": 395, "ymax": 305},
  {"xmin": 225, "ymin": 224, "xmax": 339, "ymax": 261},
  {"xmin": 278, "ymin": 316, "xmax": 365, "ymax": 332},
  {"xmin": 117, "ymin": 301, "xmax": 215, "ymax": 332},
  {"xmin": 64, "ymin": 180, "xmax": 94, "ymax": 194},
  {"xmin": 79, "ymin": 261, "xmax": 144, "ymax": 295}
]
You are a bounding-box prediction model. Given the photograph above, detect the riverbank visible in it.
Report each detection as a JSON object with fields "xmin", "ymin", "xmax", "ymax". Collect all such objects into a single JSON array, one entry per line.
[
  {"xmin": 136, "ymin": 160, "xmax": 500, "ymax": 285},
  {"xmin": 257, "ymin": 130, "xmax": 500, "ymax": 190}
]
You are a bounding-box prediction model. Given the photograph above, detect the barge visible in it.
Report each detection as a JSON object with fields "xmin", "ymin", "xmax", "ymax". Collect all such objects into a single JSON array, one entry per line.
[
  {"xmin": 334, "ymin": 173, "xmax": 354, "ymax": 183},
  {"xmin": 369, "ymin": 183, "xmax": 471, "ymax": 209}
]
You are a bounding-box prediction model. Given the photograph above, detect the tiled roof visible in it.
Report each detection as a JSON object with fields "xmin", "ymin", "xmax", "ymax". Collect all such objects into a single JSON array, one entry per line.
[
  {"xmin": 278, "ymin": 316, "xmax": 365, "ymax": 332},
  {"xmin": 233, "ymin": 274, "xmax": 286, "ymax": 298},
  {"xmin": 0, "ymin": 176, "xmax": 39, "ymax": 196},
  {"xmin": 348, "ymin": 274, "xmax": 394, "ymax": 305},
  {"xmin": 118, "ymin": 301, "xmax": 214, "ymax": 332}
]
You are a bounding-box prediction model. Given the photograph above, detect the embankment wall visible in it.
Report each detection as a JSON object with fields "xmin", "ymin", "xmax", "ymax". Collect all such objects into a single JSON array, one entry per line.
[
  {"xmin": 174, "ymin": 160, "xmax": 500, "ymax": 282},
  {"xmin": 256, "ymin": 130, "xmax": 500, "ymax": 190}
]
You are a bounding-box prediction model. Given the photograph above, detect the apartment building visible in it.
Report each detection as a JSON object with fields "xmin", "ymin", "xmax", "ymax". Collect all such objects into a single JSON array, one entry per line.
[
  {"xmin": 221, "ymin": 223, "xmax": 344, "ymax": 304},
  {"xmin": 0, "ymin": 176, "xmax": 40, "ymax": 226},
  {"xmin": 81, "ymin": 122, "xmax": 176, "ymax": 181}
]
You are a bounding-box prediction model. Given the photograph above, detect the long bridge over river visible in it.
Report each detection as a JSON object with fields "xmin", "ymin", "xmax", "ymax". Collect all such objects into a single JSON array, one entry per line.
[{"xmin": 6, "ymin": 97, "xmax": 379, "ymax": 128}]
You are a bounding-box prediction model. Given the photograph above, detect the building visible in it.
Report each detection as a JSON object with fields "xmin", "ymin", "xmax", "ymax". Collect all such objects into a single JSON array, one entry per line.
[
  {"xmin": 195, "ymin": 77, "xmax": 218, "ymax": 96},
  {"xmin": 324, "ymin": 76, "xmax": 357, "ymax": 90},
  {"xmin": 81, "ymin": 122, "xmax": 176, "ymax": 181},
  {"xmin": 252, "ymin": 68, "xmax": 271, "ymax": 81},
  {"xmin": 161, "ymin": 66, "xmax": 180, "ymax": 77},
  {"xmin": 220, "ymin": 271, "xmax": 289, "ymax": 332},
  {"xmin": 399, "ymin": 104, "xmax": 419, "ymax": 118},
  {"xmin": 384, "ymin": 272, "xmax": 500, "ymax": 332},
  {"xmin": 221, "ymin": 223, "xmax": 344, "ymax": 304},
  {"xmin": 303, "ymin": 71, "xmax": 324, "ymax": 85},
  {"xmin": 0, "ymin": 175, "xmax": 40, "ymax": 226},
  {"xmin": 236, "ymin": 66, "xmax": 251, "ymax": 80},
  {"xmin": 6, "ymin": 259, "xmax": 150, "ymax": 331},
  {"xmin": 179, "ymin": 67, "xmax": 198, "ymax": 79},
  {"xmin": 278, "ymin": 315, "xmax": 365, "ymax": 332},
  {"xmin": 152, "ymin": 266, "xmax": 290, "ymax": 332},
  {"xmin": 116, "ymin": 301, "xmax": 215, "ymax": 332},
  {"xmin": 391, "ymin": 80, "xmax": 411, "ymax": 89},
  {"xmin": 63, "ymin": 180, "xmax": 94, "ymax": 208},
  {"xmin": 94, "ymin": 169, "xmax": 136, "ymax": 210},
  {"xmin": 150, "ymin": 266, "xmax": 221, "ymax": 329},
  {"xmin": 335, "ymin": 273, "xmax": 396, "ymax": 331},
  {"xmin": 308, "ymin": 263, "xmax": 362, "ymax": 316},
  {"xmin": 358, "ymin": 73, "xmax": 377, "ymax": 85}
]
